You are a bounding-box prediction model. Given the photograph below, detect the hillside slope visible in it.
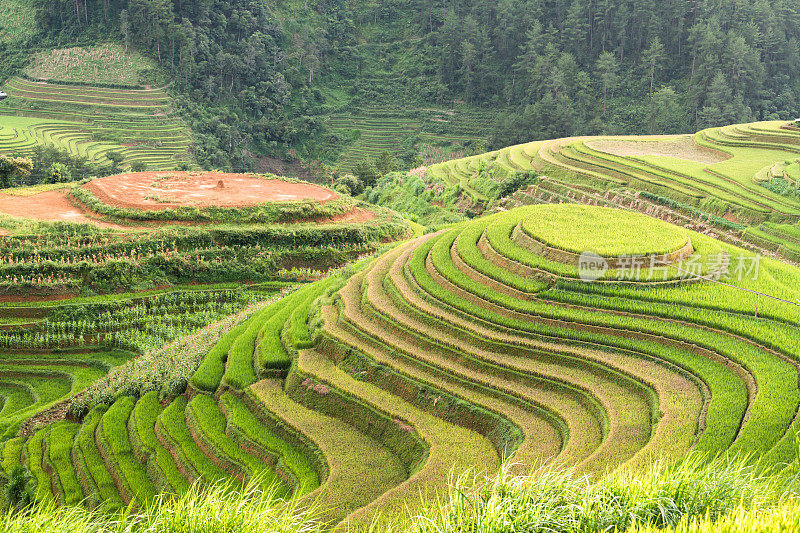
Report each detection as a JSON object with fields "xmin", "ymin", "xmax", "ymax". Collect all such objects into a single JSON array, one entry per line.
[
  {"xmin": 393, "ymin": 121, "xmax": 800, "ymax": 267},
  {"xmin": 0, "ymin": 44, "xmax": 191, "ymax": 171},
  {"xmin": 3, "ymin": 202, "xmax": 799, "ymax": 527}
]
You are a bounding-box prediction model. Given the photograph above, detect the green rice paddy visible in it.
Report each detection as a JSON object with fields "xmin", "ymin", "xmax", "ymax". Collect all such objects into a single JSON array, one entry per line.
[
  {"xmin": 4, "ymin": 119, "xmax": 800, "ymax": 531},
  {"xmin": 0, "ymin": 76, "xmax": 192, "ymax": 170}
]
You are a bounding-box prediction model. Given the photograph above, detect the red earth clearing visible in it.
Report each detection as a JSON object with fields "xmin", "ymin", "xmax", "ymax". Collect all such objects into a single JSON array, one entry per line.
[
  {"xmin": 0, "ymin": 190, "xmax": 127, "ymax": 229},
  {"xmin": 0, "ymin": 173, "xmax": 375, "ymax": 228},
  {"xmin": 83, "ymin": 171, "xmax": 338, "ymax": 211}
]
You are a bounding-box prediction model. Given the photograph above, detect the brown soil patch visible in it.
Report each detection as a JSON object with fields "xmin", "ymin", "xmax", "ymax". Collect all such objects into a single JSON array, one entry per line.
[
  {"xmin": 20, "ymin": 397, "xmax": 73, "ymax": 436},
  {"xmin": 0, "ymin": 182, "xmax": 371, "ymax": 231},
  {"xmin": 83, "ymin": 171, "xmax": 337, "ymax": 211},
  {"xmin": 0, "ymin": 190, "xmax": 127, "ymax": 229},
  {"xmin": 317, "ymin": 207, "xmax": 376, "ymax": 224},
  {"xmin": 0, "ymin": 291, "xmax": 78, "ymax": 303},
  {"xmin": 586, "ymin": 136, "xmax": 731, "ymax": 164},
  {"xmin": 252, "ymin": 154, "xmax": 319, "ymax": 181},
  {"xmin": 724, "ymin": 212, "xmax": 741, "ymax": 223}
]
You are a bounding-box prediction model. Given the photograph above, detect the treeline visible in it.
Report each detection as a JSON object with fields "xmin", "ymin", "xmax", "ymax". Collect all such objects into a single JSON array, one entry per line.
[
  {"xmin": 424, "ymin": 0, "xmax": 800, "ymax": 145},
  {"xmin": 28, "ymin": 0, "xmax": 800, "ymax": 166},
  {"xmin": 0, "ymin": 146, "xmax": 128, "ymax": 187}
]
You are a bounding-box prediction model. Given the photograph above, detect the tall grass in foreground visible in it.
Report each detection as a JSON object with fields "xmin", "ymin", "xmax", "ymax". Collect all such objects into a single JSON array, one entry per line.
[
  {"xmin": 384, "ymin": 455, "xmax": 798, "ymax": 533},
  {"xmin": 2, "ymin": 455, "xmax": 799, "ymax": 532},
  {"xmin": 630, "ymin": 502, "xmax": 800, "ymax": 533},
  {"xmin": 0, "ymin": 478, "xmax": 322, "ymax": 533}
]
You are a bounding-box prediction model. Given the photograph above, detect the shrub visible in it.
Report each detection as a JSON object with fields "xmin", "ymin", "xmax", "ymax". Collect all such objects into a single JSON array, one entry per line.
[
  {"xmin": 353, "ymin": 159, "xmax": 379, "ymax": 188},
  {"xmin": 497, "ymin": 170, "xmax": 537, "ymax": 198},
  {"xmin": 0, "ymin": 156, "xmax": 33, "ymax": 188},
  {"xmin": 375, "ymin": 151, "xmax": 398, "ymax": 175},
  {"xmin": 45, "ymin": 163, "xmax": 72, "ymax": 184},
  {"xmin": 4, "ymin": 465, "xmax": 33, "ymax": 510},
  {"xmin": 333, "ymin": 173, "xmax": 363, "ymax": 196},
  {"xmin": 106, "ymin": 151, "xmax": 124, "ymax": 171}
]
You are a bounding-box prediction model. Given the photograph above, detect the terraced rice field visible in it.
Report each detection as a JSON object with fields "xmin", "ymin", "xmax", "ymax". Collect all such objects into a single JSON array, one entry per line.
[
  {"xmin": 0, "ymin": 165, "xmax": 413, "ymax": 520},
  {"xmin": 4, "ymin": 202, "xmax": 798, "ymax": 528},
  {"xmin": 0, "ymin": 76, "xmax": 192, "ymax": 170},
  {"xmin": 0, "ymin": 285, "xmax": 281, "ymax": 443},
  {"xmin": 326, "ymin": 108, "xmax": 491, "ymax": 171},
  {"xmin": 428, "ymin": 121, "xmax": 800, "ymax": 219}
]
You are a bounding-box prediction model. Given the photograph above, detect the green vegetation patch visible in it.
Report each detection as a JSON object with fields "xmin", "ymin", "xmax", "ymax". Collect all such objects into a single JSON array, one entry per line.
[
  {"xmin": 97, "ymin": 396, "xmax": 156, "ymax": 505},
  {"xmin": 519, "ymin": 204, "xmax": 690, "ymax": 257},
  {"xmin": 0, "ymin": 0, "xmax": 36, "ymax": 44},
  {"xmin": 24, "ymin": 44, "xmax": 163, "ymax": 87}
]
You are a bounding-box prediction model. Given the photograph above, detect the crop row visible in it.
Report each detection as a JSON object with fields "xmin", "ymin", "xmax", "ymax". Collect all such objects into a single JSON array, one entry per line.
[
  {"xmin": 11, "ymin": 372, "xmax": 322, "ymax": 510},
  {"xmin": 0, "ymin": 76, "xmax": 192, "ymax": 170},
  {"xmin": 414, "ymin": 215, "xmax": 799, "ymax": 464}
]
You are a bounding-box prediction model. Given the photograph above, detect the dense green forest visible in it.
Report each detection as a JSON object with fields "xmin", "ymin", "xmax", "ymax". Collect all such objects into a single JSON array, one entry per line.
[{"xmin": 16, "ymin": 0, "xmax": 800, "ymax": 170}]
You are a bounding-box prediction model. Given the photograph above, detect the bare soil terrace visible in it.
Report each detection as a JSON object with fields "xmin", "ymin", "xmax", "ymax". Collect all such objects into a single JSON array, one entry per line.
[
  {"xmin": 83, "ymin": 171, "xmax": 338, "ymax": 211},
  {"xmin": 0, "ymin": 173, "xmax": 376, "ymax": 228},
  {"xmin": 586, "ymin": 136, "xmax": 731, "ymax": 164},
  {"xmin": 0, "ymin": 190, "xmax": 126, "ymax": 228}
]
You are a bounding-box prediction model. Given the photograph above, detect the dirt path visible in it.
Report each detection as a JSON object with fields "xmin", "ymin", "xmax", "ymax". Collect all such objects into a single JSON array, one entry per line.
[{"xmin": 0, "ymin": 190, "xmax": 128, "ymax": 229}]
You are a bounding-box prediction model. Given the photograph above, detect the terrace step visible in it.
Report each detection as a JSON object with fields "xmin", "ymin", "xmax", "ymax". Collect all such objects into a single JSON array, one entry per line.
[
  {"xmin": 219, "ymin": 391, "xmax": 320, "ymax": 496},
  {"xmin": 128, "ymin": 392, "xmax": 189, "ymax": 495},
  {"xmin": 25, "ymin": 426, "xmax": 54, "ymax": 503},
  {"xmin": 72, "ymin": 406, "xmax": 125, "ymax": 510},
  {"xmin": 1, "ymin": 436, "xmax": 26, "ymax": 473},
  {"xmin": 368, "ymin": 239, "xmax": 708, "ymax": 470},
  {"xmin": 154, "ymin": 396, "xmax": 228, "ymax": 486},
  {"xmin": 250, "ymin": 379, "xmax": 409, "ymax": 526},
  {"xmin": 287, "ymin": 328, "xmax": 502, "ymax": 529},
  {"xmin": 95, "ymin": 396, "xmax": 156, "ymax": 506},
  {"xmin": 185, "ymin": 394, "xmax": 288, "ymax": 495},
  {"xmin": 48, "ymin": 421, "xmax": 83, "ymax": 505}
]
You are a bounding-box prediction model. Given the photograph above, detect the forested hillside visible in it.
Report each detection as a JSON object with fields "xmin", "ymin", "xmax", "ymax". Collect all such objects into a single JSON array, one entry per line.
[{"xmin": 13, "ymin": 0, "xmax": 800, "ymax": 171}]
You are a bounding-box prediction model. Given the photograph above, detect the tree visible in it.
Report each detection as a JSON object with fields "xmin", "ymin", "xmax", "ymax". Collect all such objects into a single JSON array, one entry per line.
[
  {"xmin": 46, "ymin": 162, "xmax": 72, "ymax": 183},
  {"xmin": 562, "ymin": 0, "xmax": 589, "ymax": 60},
  {"xmin": 0, "ymin": 156, "xmax": 33, "ymax": 188},
  {"xmin": 352, "ymin": 159, "xmax": 379, "ymax": 188},
  {"xmin": 699, "ymin": 72, "xmax": 732, "ymax": 127},
  {"xmin": 334, "ymin": 174, "xmax": 363, "ymax": 196},
  {"xmin": 460, "ymin": 41, "xmax": 477, "ymax": 101},
  {"xmin": 596, "ymin": 51, "xmax": 619, "ymax": 115},
  {"xmin": 120, "ymin": 9, "xmax": 130, "ymax": 52},
  {"xmin": 375, "ymin": 151, "xmax": 398, "ymax": 175},
  {"xmin": 699, "ymin": 71, "xmax": 751, "ymax": 127},
  {"xmin": 128, "ymin": 0, "xmax": 174, "ymax": 63},
  {"xmin": 130, "ymin": 161, "xmax": 148, "ymax": 172},
  {"xmin": 642, "ymin": 38, "xmax": 665, "ymax": 99},
  {"xmin": 650, "ymin": 86, "xmax": 687, "ymax": 134},
  {"xmin": 106, "ymin": 151, "xmax": 124, "ymax": 172}
]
